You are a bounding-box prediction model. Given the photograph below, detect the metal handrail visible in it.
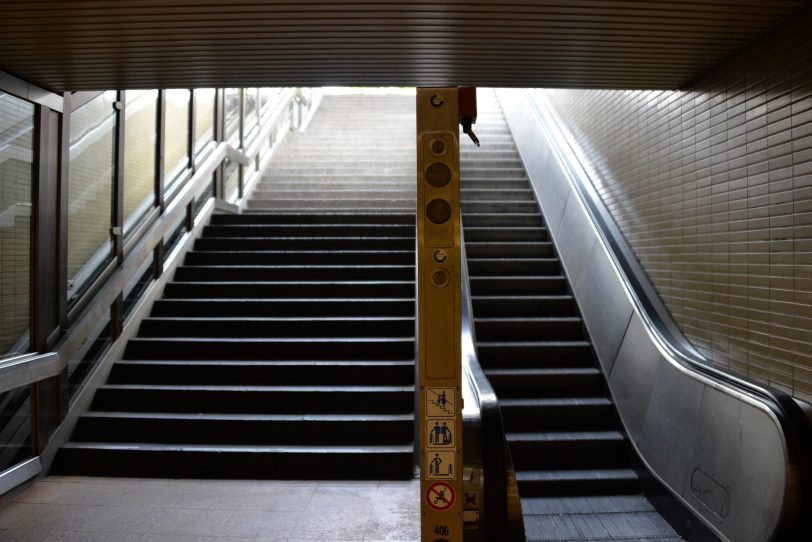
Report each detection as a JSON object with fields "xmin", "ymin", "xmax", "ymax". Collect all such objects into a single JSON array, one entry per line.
[
  {"xmin": 526, "ymin": 90, "xmax": 812, "ymax": 542},
  {"xmin": 0, "ymin": 352, "xmax": 61, "ymax": 394},
  {"xmin": 460, "ymin": 228, "xmax": 523, "ymax": 541}
]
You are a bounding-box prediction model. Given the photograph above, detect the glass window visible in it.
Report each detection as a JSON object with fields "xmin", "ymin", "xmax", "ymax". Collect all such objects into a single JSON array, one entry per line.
[
  {"xmin": 224, "ymin": 88, "xmax": 240, "ymax": 145},
  {"xmin": 244, "ymin": 88, "xmax": 258, "ymax": 139},
  {"xmin": 123, "ymin": 254, "xmax": 154, "ymax": 320},
  {"xmin": 68, "ymin": 91, "xmax": 117, "ymax": 301},
  {"xmin": 0, "ymin": 385, "xmax": 32, "ymax": 471},
  {"xmin": 164, "ymin": 89, "xmax": 190, "ymax": 186},
  {"xmin": 69, "ymin": 313, "xmax": 111, "ymax": 397},
  {"xmin": 0, "ymin": 92, "xmax": 34, "ymax": 357},
  {"xmin": 223, "ymin": 158, "xmax": 240, "ymax": 203},
  {"xmin": 193, "ymin": 175, "xmax": 215, "ymax": 218},
  {"xmin": 194, "ymin": 88, "xmax": 215, "ymax": 155},
  {"xmin": 123, "ymin": 89, "xmax": 158, "ymax": 234},
  {"xmin": 260, "ymin": 88, "xmax": 282, "ymax": 115},
  {"xmin": 163, "ymin": 212, "xmax": 188, "ymax": 258}
]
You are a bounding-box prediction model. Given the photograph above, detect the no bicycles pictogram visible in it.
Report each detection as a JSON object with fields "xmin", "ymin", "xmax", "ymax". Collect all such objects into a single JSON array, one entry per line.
[{"xmin": 425, "ymin": 481, "xmax": 456, "ymax": 512}]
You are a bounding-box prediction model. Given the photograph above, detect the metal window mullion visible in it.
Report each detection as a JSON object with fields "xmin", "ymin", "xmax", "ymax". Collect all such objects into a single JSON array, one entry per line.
[
  {"xmin": 33, "ymin": 104, "xmax": 58, "ymax": 353},
  {"xmin": 238, "ymin": 89, "xmax": 245, "ymax": 199},
  {"xmin": 109, "ymin": 92, "xmax": 126, "ymax": 346},
  {"xmin": 113, "ymin": 92, "xmax": 125, "ymax": 263},
  {"xmin": 156, "ymin": 90, "xmax": 166, "ymax": 213},
  {"xmin": 214, "ymin": 89, "xmax": 224, "ymax": 199},
  {"xmin": 57, "ymin": 92, "xmax": 71, "ymax": 331},
  {"xmin": 33, "ymin": 101, "xmax": 69, "ymax": 454},
  {"xmin": 190, "ymin": 89, "xmax": 198, "ymax": 166},
  {"xmin": 186, "ymin": 89, "xmax": 194, "ymax": 174}
]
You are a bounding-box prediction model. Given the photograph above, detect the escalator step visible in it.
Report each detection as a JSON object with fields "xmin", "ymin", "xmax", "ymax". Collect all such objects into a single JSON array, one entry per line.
[
  {"xmin": 472, "ymin": 295, "xmax": 577, "ymax": 317},
  {"xmin": 485, "ymin": 367, "xmax": 603, "ymax": 397},
  {"xmin": 469, "ymin": 276, "xmax": 568, "ymax": 296},
  {"xmin": 477, "ymin": 341, "xmax": 593, "ymax": 367},
  {"xmin": 516, "ymin": 468, "xmax": 640, "ymax": 497}
]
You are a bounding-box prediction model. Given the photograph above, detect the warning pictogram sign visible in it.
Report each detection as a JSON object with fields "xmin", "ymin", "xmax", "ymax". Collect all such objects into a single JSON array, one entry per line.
[
  {"xmin": 426, "ymin": 450, "xmax": 456, "ymax": 479},
  {"xmin": 426, "ymin": 388, "xmax": 455, "ymax": 417},
  {"xmin": 425, "ymin": 481, "xmax": 456, "ymax": 511},
  {"xmin": 427, "ymin": 419, "xmax": 455, "ymax": 448}
]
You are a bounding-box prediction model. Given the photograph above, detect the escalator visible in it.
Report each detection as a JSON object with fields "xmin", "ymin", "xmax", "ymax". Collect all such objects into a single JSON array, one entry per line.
[{"xmin": 461, "ymin": 92, "xmax": 694, "ymax": 541}]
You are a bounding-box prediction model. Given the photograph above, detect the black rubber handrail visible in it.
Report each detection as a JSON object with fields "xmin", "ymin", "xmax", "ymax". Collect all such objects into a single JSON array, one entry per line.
[
  {"xmin": 528, "ymin": 91, "xmax": 812, "ymax": 541},
  {"xmin": 460, "ymin": 227, "xmax": 514, "ymax": 540}
]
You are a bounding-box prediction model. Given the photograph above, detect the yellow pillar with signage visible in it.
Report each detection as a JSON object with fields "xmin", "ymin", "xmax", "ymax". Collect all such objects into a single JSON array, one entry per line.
[{"xmin": 417, "ymin": 87, "xmax": 464, "ymax": 542}]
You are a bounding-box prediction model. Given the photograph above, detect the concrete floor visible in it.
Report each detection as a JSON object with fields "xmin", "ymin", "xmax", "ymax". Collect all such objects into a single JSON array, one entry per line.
[{"xmin": 0, "ymin": 476, "xmax": 420, "ymax": 541}]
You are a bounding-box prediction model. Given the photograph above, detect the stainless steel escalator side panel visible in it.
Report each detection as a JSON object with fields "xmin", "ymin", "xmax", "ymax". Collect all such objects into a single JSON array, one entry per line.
[{"xmin": 496, "ymin": 88, "xmax": 807, "ymax": 542}]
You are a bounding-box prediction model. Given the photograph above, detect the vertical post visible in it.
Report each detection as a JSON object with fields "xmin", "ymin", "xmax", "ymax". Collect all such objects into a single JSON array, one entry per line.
[
  {"xmin": 417, "ymin": 88, "xmax": 463, "ymax": 542},
  {"xmin": 112, "ymin": 92, "xmax": 124, "ymax": 263},
  {"xmin": 32, "ymin": 104, "xmax": 67, "ymax": 452},
  {"xmin": 156, "ymin": 90, "xmax": 166, "ymax": 212}
]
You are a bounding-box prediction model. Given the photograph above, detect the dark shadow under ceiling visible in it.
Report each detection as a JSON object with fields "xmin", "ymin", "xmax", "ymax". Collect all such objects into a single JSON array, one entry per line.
[{"xmin": 0, "ymin": 0, "xmax": 808, "ymax": 92}]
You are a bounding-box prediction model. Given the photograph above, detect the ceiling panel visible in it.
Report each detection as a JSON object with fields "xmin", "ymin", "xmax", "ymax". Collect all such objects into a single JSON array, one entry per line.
[{"xmin": 0, "ymin": 0, "xmax": 807, "ymax": 91}]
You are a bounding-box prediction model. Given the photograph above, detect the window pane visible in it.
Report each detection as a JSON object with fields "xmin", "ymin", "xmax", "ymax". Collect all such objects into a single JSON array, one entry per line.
[
  {"xmin": 163, "ymin": 211, "xmax": 188, "ymax": 258},
  {"xmin": 193, "ymin": 175, "xmax": 215, "ymax": 218},
  {"xmin": 260, "ymin": 88, "xmax": 282, "ymax": 114},
  {"xmin": 123, "ymin": 89, "xmax": 157, "ymax": 234},
  {"xmin": 69, "ymin": 313, "xmax": 111, "ymax": 397},
  {"xmin": 0, "ymin": 385, "xmax": 32, "ymax": 471},
  {"xmin": 244, "ymin": 88, "xmax": 258, "ymax": 137},
  {"xmin": 164, "ymin": 89, "xmax": 190, "ymax": 185},
  {"xmin": 68, "ymin": 90, "xmax": 116, "ymax": 301},
  {"xmin": 224, "ymin": 88, "xmax": 240, "ymax": 145},
  {"xmin": 123, "ymin": 254, "xmax": 154, "ymax": 320},
  {"xmin": 224, "ymin": 158, "xmax": 240, "ymax": 203},
  {"xmin": 0, "ymin": 93, "xmax": 34, "ymax": 357},
  {"xmin": 194, "ymin": 88, "xmax": 215, "ymax": 154}
]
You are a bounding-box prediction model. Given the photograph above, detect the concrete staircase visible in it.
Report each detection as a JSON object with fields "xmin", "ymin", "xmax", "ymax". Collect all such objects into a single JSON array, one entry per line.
[
  {"xmin": 54, "ymin": 92, "xmax": 418, "ymax": 480},
  {"xmin": 247, "ymin": 93, "xmax": 416, "ymax": 213}
]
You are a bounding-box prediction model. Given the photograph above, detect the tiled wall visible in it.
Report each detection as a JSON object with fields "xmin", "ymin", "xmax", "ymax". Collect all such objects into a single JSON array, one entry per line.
[{"xmin": 545, "ymin": 6, "xmax": 812, "ymax": 403}]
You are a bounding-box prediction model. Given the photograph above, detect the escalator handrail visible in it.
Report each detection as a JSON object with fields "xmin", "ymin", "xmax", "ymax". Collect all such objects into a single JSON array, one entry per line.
[
  {"xmin": 460, "ymin": 227, "xmax": 512, "ymax": 539},
  {"xmin": 524, "ymin": 89, "xmax": 812, "ymax": 541}
]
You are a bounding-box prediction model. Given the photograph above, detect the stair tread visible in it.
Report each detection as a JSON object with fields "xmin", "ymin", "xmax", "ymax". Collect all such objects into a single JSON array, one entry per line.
[
  {"xmin": 517, "ymin": 468, "xmax": 639, "ymax": 482},
  {"xmin": 476, "ymin": 316, "xmax": 581, "ymax": 322},
  {"xmin": 165, "ymin": 281, "xmax": 414, "ymax": 287},
  {"xmin": 501, "ymin": 397, "xmax": 612, "ymax": 407},
  {"xmin": 83, "ymin": 412, "xmax": 414, "ymax": 421},
  {"xmin": 477, "ymin": 340, "xmax": 591, "ymax": 347},
  {"xmin": 471, "ymin": 275, "xmax": 564, "ymax": 280},
  {"xmin": 154, "ymin": 297, "xmax": 414, "ymax": 302},
  {"xmin": 129, "ymin": 337, "xmax": 414, "ymax": 343},
  {"xmin": 61, "ymin": 442, "xmax": 413, "ymax": 454},
  {"xmin": 485, "ymin": 367, "xmax": 600, "ymax": 376},
  {"xmin": 117, "ymin": 359, "xmax": 414, "ymax": 366},
  {"xmin": 100, "ymin": 384, "xmax": 415, "ymax": 392},
  {"xmin": 471, "ymin": 295, "xmax": 573, "ymax": 300},
  {"xmin": 143, "ymin": 315, "xmax": 414, "ymax": 321},
  {"xmin": 507, "ymin": 431, "xmax": 624, "ymax": 442}
]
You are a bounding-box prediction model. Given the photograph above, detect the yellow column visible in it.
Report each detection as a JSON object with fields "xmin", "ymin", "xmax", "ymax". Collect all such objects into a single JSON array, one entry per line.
[{"xmin": 417, "ymin": 88, "xmax": 463, "ymax": 542}]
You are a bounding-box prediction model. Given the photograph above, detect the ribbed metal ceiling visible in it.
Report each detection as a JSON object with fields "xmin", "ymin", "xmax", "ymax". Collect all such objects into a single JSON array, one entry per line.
[{"xmin": 0, "ymin": 1, "xmax": 807, "ymax": 92}]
